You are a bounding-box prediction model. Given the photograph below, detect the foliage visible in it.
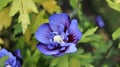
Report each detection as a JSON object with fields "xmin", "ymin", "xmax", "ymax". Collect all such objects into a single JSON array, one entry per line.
[
  {"xmin": 106, "ymin": 0, "xmax": 120, "ymax": 12},
  {"xmin": 0, "ymin": 0, "xmax": 12, "ymax": 11},
  {"xmin": 0, "ymin": 56, "xmax": 9, "ymax": 67},
  {"xmin": 9, "ymin": 0, "xmax": 38, "ymax": 33},
  {"xmin": 22, "ymin": 49, "xmax": 40, "ymax": 67},
  {"xmin": 112, "ymin": 27, "xmax": 120, "ymax": 40},
  {"xmin": 0, "ymin": 7, "xmax": 12, "ymax": 31},
  {"xmin": 0, "ymin": 0, "xmax": 120, "ymax": 67}
]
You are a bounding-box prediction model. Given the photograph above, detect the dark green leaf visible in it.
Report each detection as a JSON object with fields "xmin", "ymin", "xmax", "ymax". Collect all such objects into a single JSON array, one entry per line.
[
  {"xmin": 23, "ymin": 49, "xmax": 40, "ymax": 67},
  {"xmin": 13, "ymin": 23, "xmax": 22, "ymax": 36}
]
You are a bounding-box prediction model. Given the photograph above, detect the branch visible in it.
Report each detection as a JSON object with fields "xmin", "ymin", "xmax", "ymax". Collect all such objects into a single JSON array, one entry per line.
[{"xmin": 98, "ymin": 43, "xmax": 115, "ymax": 67}]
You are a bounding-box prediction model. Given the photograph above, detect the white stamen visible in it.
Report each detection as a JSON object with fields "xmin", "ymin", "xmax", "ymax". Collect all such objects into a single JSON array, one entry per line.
[
  {"xmin": 53, "ymin": 35, "xmax": 64, "ymax": 44},
  {"xmin": 6, "ymin": 65, "xmax": 12, "ymax": 67}
]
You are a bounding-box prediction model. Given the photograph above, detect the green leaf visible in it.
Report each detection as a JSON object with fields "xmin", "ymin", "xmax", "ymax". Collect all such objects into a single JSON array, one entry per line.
[
  {"xmin": 30, "ymin": 10, "xmax": 48, "ymax": 33},
  {"xmin": 82, "ymin": 27, "xmax": 98, "ymax": 38},
  {"xmin": 0, "ymin": 56, "xmax": 9, "ymax": 67},
  {"xmin": 79, "ymin": 37, "xmax": 91, "ymax": 43},
  {"xmin": 112, "ymin": 27, "xmax": 120, "ymax": 40},
  {"xmin": 106, "ymin": 0, "xmax": 120, "ymax": 12},
  {"xmin": 70, "ymin": 57, "xmax": 80, "ymax": 67},
  {"xmin": 79, "ymin": 27, "xmax": 98, "ymax": 43},
  {"xmin": 50, "ymin": 57, "xmax": 60, "ymax": 67},
  {"xmin": 72, "ymin": 51, "xmax": 94, "ymax": 67},
  {"xmin": 0, "ymin": 0, "xmax": 12, "ymax": 11},
  {"xmin": 57, "ymin": 55, "xmax": 68, "ymax": 67},
  {"xmin": 9, "ymin": 0, "xmax": 38, "ymax": 33},
  {"xmin": 84, "ymin": 64, "xmax": 94, "ymax": 67},
  {"xmin": 50, "ymin": 55, "xmax": 68, "ymax": 67},
  {"xmin": 78, "ymin": 54, "xmax": 93, "ymax": 67},
  {"xmin": 13, "ymin": 23, "xmax": 22, "ymax": 36},
  {"xmin": 16, "ymin": 36, "xmax": 25, "ymax": 49},
  {"xmin": 22, "ymin": 49, "xmax": 32, "ymax": 67},
  {"xmin": 70, "ymin": 0, "xmax": 78, "ymax": 9},
  {"xmin": 23, "ymin": 49, "xmax": 40, "ymax": 67},
  {"xmin": 32, "ymin": 49, "xmax": 41, "ymax": 64},
  {"xmin": 0, "ymin": 7, "xmax": 12, "ymax": 31}
]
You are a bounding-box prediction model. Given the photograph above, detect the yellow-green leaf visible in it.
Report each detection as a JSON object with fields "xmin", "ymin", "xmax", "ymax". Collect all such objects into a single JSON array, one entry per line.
[
  {"xmin": 70, "ymin": 57, "xmax": 80, "ymax": 67},
  {"xmin": 19, "ymin": 11, "xmax": 30, "ymax": 33},
  {"xmin": 0, "ymin": 0, "xmax": 12, "ymax": 11},
  {"xmin": 0, "ymin": 56, "xmax": 9, "ymax": 67},
  {"xmin": 57, "ymin": 55, "xmax": 68, "ymax": 67},
  {"xmin": 112, "ymin": 27, "xmax": 120, "ymax": 40},
  {"xmin": 34, "ymin": 0, "xmax": 47, "ymax": 4},
  {"xmin": 9, "ymin": 0, "xmax": 21, "ymax": 16},
  {"xmin": 78, "ymin": 27, "xmax": 98, "ymax": 43},
  {"xmin": 9, "ymin": 0, "xmax": 38, "ymax": 33},
  {"xmin": 0, "ymin": 37, "xmax": 4, "ymax": 44},
  {"xmin": 82, "ymin": 27, "xmax": 98, "ymax": 38},
  {"xmin": 42, "ymin": 0, "xmax": 61, "ymax": 14},
  {"xmin": 0, "ymin": 7, "xmax": 12, "ymax": 31},
  {"xmin": 106, "ymin": 0, "xmax": 120, "ymax": 12},
  {"xmin": 70, "ymin": 0, "xmax": 78, "ymax": 9}
]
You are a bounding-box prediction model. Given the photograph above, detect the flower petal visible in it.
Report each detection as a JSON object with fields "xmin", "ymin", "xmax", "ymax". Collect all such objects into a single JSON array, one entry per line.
[
  {"xmin": 37, "ymin": 43, "xmax": 59, "ymax": 55},
  {"xmin": 0, "ymin": 48, "xmax": 16, "ymax": 66},
  {"xmin": 49, "ymin": 13, "xmax": 70, "ymax": 32},
  {"xmin": 65, "ymin": 43, "xmax": 77, "ymax": 53},
  {"xmin": 35, "ymin": 23, "xmax": 52, "ymax": 44},
  {"xmin": 67, "ymin": 19, "xmax": 82, "ymax": 43},
  {"xmin": 0, "ymin": 48, "xmax": 8, "ymax": 57},
  {"xmin": 13, "ymin": 49, "xmax": 22, "ymax": 58},
  {"xmin": 96, "ymin": 15, "xmax": 105, "ymax": 28},
  {"xmin": 13, "ymin": 49, "xmax": 23, "ymax": 67}
]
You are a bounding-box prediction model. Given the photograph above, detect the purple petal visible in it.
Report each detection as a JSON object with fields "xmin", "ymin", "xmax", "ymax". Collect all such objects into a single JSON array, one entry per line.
[
  {"xmin": 0, "ymin": 48, "xmax": 16, "ymax": 66},
  {"xmin": 35, "ymin": 23, "xmax": 52, "ymax": 44},
  {"xmin": 96, "ymin": 15, "xmax": 105, "ymax": 28},
  {"xmin": 65, "ymin": 43, "xmax": 77, "ymax": 53},
  {"xmin": 13, "ymin": 49, "xmax": 21, "ymax": 58},
  {"xmin": 53, "ymin": 53, "xmax": 64, "ymax": 57},
  {"xmin": 37, "ymin": 43, "xmax": 59, "ymax": 55},
  {"xmin": 0, "ymin": 48, "xmax": 9, "ymax": 57},
  {"xmin": 67, "ymin": 19, "xmax": 82, "ymax": 43},
  {"xmin": 13, "ymin": 49, "xmax": 23, "ymax": 67},
  {"xmin": 49, "ymin": 13, "xmax": 70, "ymax": 32}
]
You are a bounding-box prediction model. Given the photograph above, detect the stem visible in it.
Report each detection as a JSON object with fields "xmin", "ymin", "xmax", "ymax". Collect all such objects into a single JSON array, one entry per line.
[{"xmin": 98, "ymin": 43, "xmax": 114, "ymax": 67}]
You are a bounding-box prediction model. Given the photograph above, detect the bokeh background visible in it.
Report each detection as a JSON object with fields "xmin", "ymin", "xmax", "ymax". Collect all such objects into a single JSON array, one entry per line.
[{"xmin": 0, "ymin": 0, "xmax": 120, "ymax": 67}]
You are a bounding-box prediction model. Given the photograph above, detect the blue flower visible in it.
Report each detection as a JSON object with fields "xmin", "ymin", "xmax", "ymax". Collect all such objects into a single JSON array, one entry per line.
[
  {"xmin": 96, "ymin": 15, "xmax": 105, "ymax": 28},
  {"xmin": 0, "ymin": 48, "xmax": 22, "ymax": 67},
  {"xmin": 35, "ymin": 13, "xmax": 82, "ymax": 56}
]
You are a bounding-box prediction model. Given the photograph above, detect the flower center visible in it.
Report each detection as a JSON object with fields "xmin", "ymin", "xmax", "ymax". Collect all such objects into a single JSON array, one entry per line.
[
  {"xmin": 53, "ymin": 35, "xmax": 64, "ymax": 44},
  {"xmin": 6, "ymin": 65, "xmax": 11, "ymax": 67}
]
